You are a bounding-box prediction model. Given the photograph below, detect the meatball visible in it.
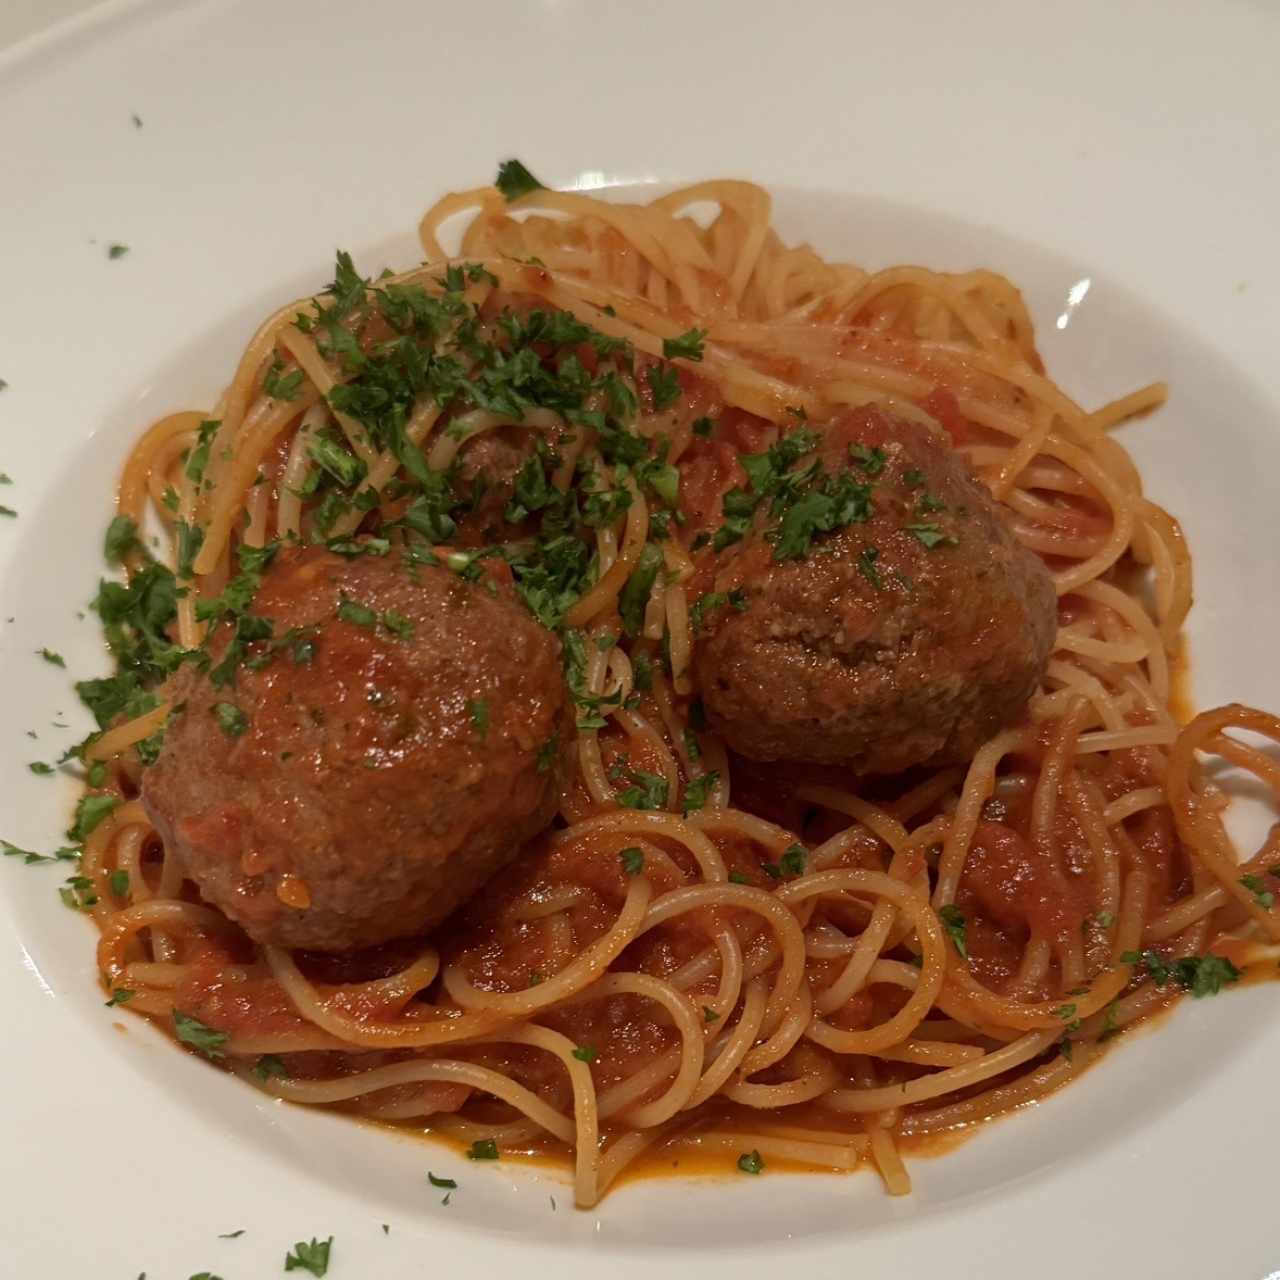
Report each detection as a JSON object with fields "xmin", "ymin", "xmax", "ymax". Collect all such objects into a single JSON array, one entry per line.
[
  {"xmin": 693, "ymin": 407, "xmax": 1056, "ymax": 774},
  {"xmin": 142, "ymin": 544, "xmax": 572, "ymax": 950}
]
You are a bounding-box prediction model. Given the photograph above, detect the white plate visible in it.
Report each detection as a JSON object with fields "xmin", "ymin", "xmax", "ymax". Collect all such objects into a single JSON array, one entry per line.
[{"xmin": 2, "ymin": 2, "xmax": 1278, "ymax": 1276}]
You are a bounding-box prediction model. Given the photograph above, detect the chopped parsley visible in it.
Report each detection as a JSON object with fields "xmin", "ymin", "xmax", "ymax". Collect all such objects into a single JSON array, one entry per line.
[
  {"xmin": 857, "ymin": 545, "xmax": 883, "ymax": 589},
  {"xmin": 571, "ymin": 1045, "xmax": 598, "ymax": 1063},
  {"xmin": 467, "ymin": 698, "xmax": 489, "ymax": 736},
  {"xmin": 105, "ymin": 988, "xmax": 134, "ymax": 1007},
  {"xmin": 336, "ymin": 597, "xmax": 377, "ymax": 627},
  {"xmin": 309, "ymin": 434, "xmax": 365, "ymax": 488},
  {"xmin": 175, "ymin": 520, "xmax": 205, "ymax": 578},
  {"xmin": 618, "ymin": 542, "xmax": 663, "ymax": 636},
  {"xmin": 60, "ymin": 874, "xmax": 98, "ymax": 911},
  {"xmin": 763, "ymin": 842, "xmax": 808, "ymax": 880},
  {"xmin": 619, "ymin": 846, "xmax": 645, "ymax": 875},
  {"xmin": 703, "ymin": 1006, "xmax": 720, "ymax": 1023},
  {"xmin": 2, "ymin": 839, "xmax": 79, "ymax": 865},
  {"xmin": 728, "ymin": 870, "xmax": 750, "ymax": 885},
  {"xmin": 173, "ymin": 1010, "xmax": 229, "ymax": 1059},
  {"xmin": 107, "ymin": 243, "xmax": 129, "ymax": 260},
  {"xmin": 185, "ymin": 419, "xmax": 219, "ymax": 488},
  {"xmin": 616, "ymin": 769, "xmax": 669, "ymax": 811},
  {"xmin": 263, "ymin": 356, "xmax": 305, "ymax": 401},
  {"xmin": 428, "ymin": 1172, "xmax": 457, "ymax": 1190},
  {"xmin": 849, "ymin": 443, "xmax": 886, "ymax": 476},
  {"xmin": 903, "ymin": 468, "xmax": 927, "ymax": 488},
  {"xmin": 495, "ymin": 159, "xmax": 545, "ymax": 202},
  {"xmin": 535, "ymin": 736, "xmax": 559, "ymax": 773},
  {"xmin": 1120, "ymin": 949, "xmax": 1241, "ymax": 997},
  {"xmin": 692, "ymin": 416, "xmax": 714, "ymax": 437},
  {"xmin": 779, "ymin": 843, "xmax": 807, "ymax": 877},
  {"xmin": 104, "ymin": 515, "xmax": 141, "ymax": 564},
  {"xmin": 109, "ymin": 868, "xmax": 130, "ymax": 897},
  {"xmin": 737, "ymin": 1150, "xmax": 765, "ymax": 1175},
  {"xmin": 905, "ymin": 521, "xmax": 956, "ymax": 549},
  {"xmin": 682, "ymin": 770, "xmax": 719, "ymax": 814},
  {"xmin": 327, "ymin": 536, "xmax": 389, "ymax": 558},
  {"xmin": 381, "ymin": 609, "xmax": 414, "ymax": 640},
  {"xmin": 1240, "ymin": 873, "xmax": 1275, "ymax": 909},
  {"xmin": 253, "ymin": 1054, "xmax": 287, "ymax": 1081},
  {"xmin": 646, "ymin": 364, "xmax": 681, "ymax": 411},
  {"xmin": 28, "ymin": 762, "xmax": 54, "ymax": 776},
  {"xmin": 69, "ymin": 793, "xmax": 117, "ymax": 840},
  {"xmin": 938, "ymin": 904, "xmax": 968, "ymax": 960},
  {"xmin": 213, "ymin": 702, "xmax": 248, "ymax": 738},
  {"xmin": 717, "ymin": 428, "xmax": 876, "ymax": 561},
  {"xmin": 467, "ymin": 1139, "xmax": 499, "ymax": 1161},
  {"xmin": 663, "ymin": 328, "xmax": 707, "ymax": 362},
  {"xmin": 38, "ymin": 647, "xmax": 65, "ymax": 667},
  {"xmin": 1098, "ymin": 1001, "xmax": 1121, "ymax": 1042},
  {"xmin": 284, "ymin": 1237, "xmax": 333, "ymax": 1276},
  {"xmin": 632, "ymin": 651, "xmax": 654, "ymax": 691}
]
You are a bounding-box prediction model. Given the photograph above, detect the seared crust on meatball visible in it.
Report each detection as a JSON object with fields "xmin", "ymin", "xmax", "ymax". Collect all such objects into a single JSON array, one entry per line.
[
  {"xmin": 142, "ymin": 545, "xmax": 572, "ymax": 950},
  {"xmin": 693, "ymin": 408, "xmax": 1057, "ymax": 774}
]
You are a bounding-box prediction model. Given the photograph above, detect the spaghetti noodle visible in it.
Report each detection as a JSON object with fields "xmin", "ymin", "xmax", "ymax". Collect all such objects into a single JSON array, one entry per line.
[{"xmin": 64, "ymin": 168, "xmax": 1280, "ymax": 1208}]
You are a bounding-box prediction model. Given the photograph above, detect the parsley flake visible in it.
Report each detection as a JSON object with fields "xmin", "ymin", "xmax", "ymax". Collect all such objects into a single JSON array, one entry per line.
[
  {"xmin": 263, "ymin": 356, "xmax": 305, "ymax": 401},
  {"xmin": 1240, "ymin": 873, "xmax": 1275, "ymax": 909},
  {"xmin": 857, "ymin": 545, "xmax": 883, "ymax": 589},
  {"xmin": 938, "ymin": 904, "xmax": 968, "ymax": 959},
  {"xmin": 495, "ymin": 159, "xmax": 546, "ymax": 202},
  {"xmin": 905, "ymin": 521, "xmax": 956, "ymax": 549},
  {"xmin": 336, "ymin": 597, "xmax": 377, "ymax": 627},
  {"xmin": 173, "ymin": 1010, "xmax": 229, "ymax": 1059},
  {"xmin": 850, "ymin": 443, "xmax": 886, "ymax": 475},
  {"xmin": 682, "ymin": 770, "xmax": 720, "ymax": 814},
  {"xmin": 467, "ymin": 698, "xmax": 490, "ymax": 736},
  {"xmin": 737, "ymin": 1149, "xmax": 765, "ymax": 1175},
  {"xmin": 1120, "ymin": 949, "xmax": 1241, "ymax": 997},
  {"xmin": 646, "ymin": 364, "xmax": 681, "ymax": 411},
  {"xmin": 213, "ymin": 702, "xmax": 248, "ymax": 738},
  {"xmin": 663, "ymin": 328, "xmax": 707, "ymax": 362},
  {"xmin": 616, "ymin": 769, "xmax": 669, "ymax": 811},
  {"xmin": 284, "ymin": 1236, "xmax": 333, "ymax": 1276},
  {"xmin": 69, "ymin": 793, "xmax": 117, "ymax": 840}
]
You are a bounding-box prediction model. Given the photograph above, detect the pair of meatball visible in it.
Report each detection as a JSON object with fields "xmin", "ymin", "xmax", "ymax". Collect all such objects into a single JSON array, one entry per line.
[{"xmin": 142, "ymin": 406, "xmax": 1054, "ymax": 953}]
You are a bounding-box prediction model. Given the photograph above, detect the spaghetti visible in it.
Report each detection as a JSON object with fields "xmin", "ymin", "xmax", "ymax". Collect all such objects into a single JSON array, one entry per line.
[{"xmin": 66, "ymin": 169, "xmax": 1280, "ymax": 1208}]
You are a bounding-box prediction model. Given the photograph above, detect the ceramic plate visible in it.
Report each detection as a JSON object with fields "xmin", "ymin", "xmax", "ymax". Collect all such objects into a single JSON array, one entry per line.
[{"xmin": 2, "ymin": 1, "xmax": 1278, "ymax": 1275}]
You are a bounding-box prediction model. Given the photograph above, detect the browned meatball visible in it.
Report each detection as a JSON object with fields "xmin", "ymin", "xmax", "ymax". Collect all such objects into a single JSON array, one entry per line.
[
  {"xmin": 142, "ymin": 544, "xmax": 572, "ymax": 950},
  {"xmin": 693, "ymin": 407, "xmax": 1056, "ymax": 774}
]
